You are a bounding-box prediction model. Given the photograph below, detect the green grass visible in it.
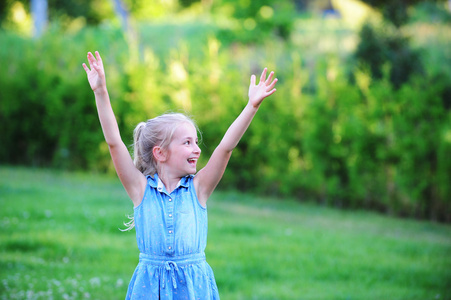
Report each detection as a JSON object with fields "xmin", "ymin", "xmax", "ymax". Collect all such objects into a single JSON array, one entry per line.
[{"xmin": 1, "ymin": 166, "xmax": 450, "ymax": 300}]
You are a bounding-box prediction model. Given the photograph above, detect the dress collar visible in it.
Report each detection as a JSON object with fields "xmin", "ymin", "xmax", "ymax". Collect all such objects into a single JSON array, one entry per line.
[{"xmin": 147, "ymin": 173, "xmax": 194, "ymax": 191}]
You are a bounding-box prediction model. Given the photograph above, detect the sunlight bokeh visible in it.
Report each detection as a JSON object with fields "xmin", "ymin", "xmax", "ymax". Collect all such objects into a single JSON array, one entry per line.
[
  {"xmin": 333, "ymin": 0, "xmax": 380, "ymax": 29},
  {"xmin": 6, "ymin": 1, "xmax": 32, "ymax": 35}
]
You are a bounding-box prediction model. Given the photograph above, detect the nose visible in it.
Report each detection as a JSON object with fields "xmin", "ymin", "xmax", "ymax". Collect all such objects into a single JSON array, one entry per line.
[{"xmin": 194, "ymin": 143, "xmax": 201, "ymax": 154}]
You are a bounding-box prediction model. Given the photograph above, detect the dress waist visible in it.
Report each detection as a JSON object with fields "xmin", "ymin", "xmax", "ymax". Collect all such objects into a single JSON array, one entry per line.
[
  {"xmin": 138, "ymin": 252, "xmax": 207, "ymax": 289},
  {"xmin": 139, "ymin": 252, "xmax": 206, "ymax": 266}
]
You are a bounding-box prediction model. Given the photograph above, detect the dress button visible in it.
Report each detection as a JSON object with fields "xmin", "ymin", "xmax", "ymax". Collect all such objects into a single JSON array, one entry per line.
[
  {"xmin": 169, "ymin": 198, "xmax": 172, "ymax": 202},
  {"xmin": 168, "ymin": 246, "xmax": 172, "ymax": 250},
  {"xmin": 169, "ymin": 214, "xmax": 172, "ymax": 217},
  {"xmin": 169, "ymin": 230, "xmax": 173, "ymax": 234}
]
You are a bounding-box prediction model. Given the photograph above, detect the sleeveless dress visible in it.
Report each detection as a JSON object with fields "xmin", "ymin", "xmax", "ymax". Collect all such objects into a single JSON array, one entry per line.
[{"xmin": 126, "ymin": 174, "xmax": 220, "ymax": 300}]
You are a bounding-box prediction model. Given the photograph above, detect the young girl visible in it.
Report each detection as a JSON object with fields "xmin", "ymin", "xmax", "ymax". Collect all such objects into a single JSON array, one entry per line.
[{"xmin": 83, "ymin": 51, "xmax": 277, "ymax": 299}]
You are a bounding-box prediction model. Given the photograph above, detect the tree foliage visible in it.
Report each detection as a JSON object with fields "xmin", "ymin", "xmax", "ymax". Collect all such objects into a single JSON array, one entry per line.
[
  {"xmin": 353, "ymin": 0, "xmax": 448, "ymax": 88},
  {"xmin": 1, "ymin": 1, "xmax": 451, "ymax": 222},
  {"xmin": 1, "ymin": 20, "xmax": 450, "ymax": 221}
]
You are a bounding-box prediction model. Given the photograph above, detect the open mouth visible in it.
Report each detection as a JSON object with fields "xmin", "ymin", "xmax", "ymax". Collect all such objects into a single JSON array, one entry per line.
[{"xmin": 187, "ymin": 158, "xmax": 197, "ymax": 165}]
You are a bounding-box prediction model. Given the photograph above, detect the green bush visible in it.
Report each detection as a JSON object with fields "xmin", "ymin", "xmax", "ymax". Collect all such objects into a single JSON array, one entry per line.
[
  {"xmin": 1, "ymin": 21, "xmax": 450, "ymax": 221},
  {"xmin": 298, "ymin": 65, "xmax": 451, "ymax": 220},
  {"xmin": 212, "ymin": 0, "xmax": 296, "ymax": 43},
  {"xmin": 0, "ymin": 27, "xmax": 127, "ymax": 170},
  {"xmin": 354, "ymin": 23, "xmax": 425, "ymax": 89}
]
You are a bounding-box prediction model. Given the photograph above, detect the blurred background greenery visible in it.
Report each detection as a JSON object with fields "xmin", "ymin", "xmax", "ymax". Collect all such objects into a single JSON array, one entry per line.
[
  {"xmin": 1, "ymin": 0, "xmax": 451, "ymax": 223},
  {"xmin": 1, "ymin": 1, "xmax": 451, "ymax": 299}
]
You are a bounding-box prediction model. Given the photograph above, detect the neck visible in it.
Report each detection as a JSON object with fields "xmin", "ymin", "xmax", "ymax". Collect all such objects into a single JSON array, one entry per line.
[{"xmin": 157, "ymin": 169, "xmax": 181, "ymax": 194}]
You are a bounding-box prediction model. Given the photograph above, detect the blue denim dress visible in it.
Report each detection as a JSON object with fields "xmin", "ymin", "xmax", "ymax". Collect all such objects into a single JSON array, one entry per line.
[{"xmin": 126, "ymin": 174, "xmax": 220, "ymax": 299}]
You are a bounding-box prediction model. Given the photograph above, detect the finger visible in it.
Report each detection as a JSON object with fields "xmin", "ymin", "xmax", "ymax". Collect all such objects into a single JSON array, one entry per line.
[
  {"xmin": 87, "ymin": 52, "xmax": 100, "ymax": 71},
  {"xmin": 87, "ymin": 52, "xmax": 95, "ymax": 67},
  {"xmin": 95, "ymin": 51, "xmax": 102, "ymax": 65},
  {"xmin": 82, "ymin": 63, "xmax": 90, "ymax": 73},
  {"xmin": 267, "ymin": 78, "xmax": 278, "ymax": 90},
  {"xmin": 92, "ymin": 61, "xmax": 99, "ymax": 71},
  {"xmin": 260, "ymin": 68, "xmax": 267, "ymax": 83},
  {"xmin": 87, "ymin": 52, "xmax": 94, "ymax": 61},
  {"xmin": 250, "ymin": 74, "xmax": 256, "ymax": 86},
  {"xmin": 266, "ymin": 88, "xmax": 277, "ymax": 97},
  {"xmin": 265, "ymin": 71, "xmax": 274, "ymax": 85}
]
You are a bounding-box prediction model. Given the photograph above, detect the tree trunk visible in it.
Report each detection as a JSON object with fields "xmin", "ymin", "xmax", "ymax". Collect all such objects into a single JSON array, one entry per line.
[
  {"xmin": 31, "ymin": 0, "xmax": 48, "ymax": 38},
  {"xmin": 111, "ymin": 0, "xmax": 131, "ymax": 33}
]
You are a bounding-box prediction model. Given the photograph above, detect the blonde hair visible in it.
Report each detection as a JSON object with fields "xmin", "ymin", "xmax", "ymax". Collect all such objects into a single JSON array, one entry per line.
[{"xmin": 132, "ymin": 112, "xmax": 199, "ymax": 176}]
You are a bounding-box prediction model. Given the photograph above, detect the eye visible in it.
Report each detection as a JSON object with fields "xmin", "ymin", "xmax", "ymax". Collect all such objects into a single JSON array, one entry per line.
[{"xmin": 184, "ymin": 140, "xmax": 190, "ymax": 145}]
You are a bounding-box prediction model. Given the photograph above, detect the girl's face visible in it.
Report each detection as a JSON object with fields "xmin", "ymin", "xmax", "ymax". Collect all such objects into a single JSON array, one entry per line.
[{"xmin": 165, "ymin": 122, "xmax": 201, "ymax": 177}]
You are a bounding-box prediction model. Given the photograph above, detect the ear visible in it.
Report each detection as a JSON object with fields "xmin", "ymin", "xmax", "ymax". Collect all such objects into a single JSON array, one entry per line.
[{"xmin": 153, "ymin": 146, "xmax": 167, "ymax": 162}]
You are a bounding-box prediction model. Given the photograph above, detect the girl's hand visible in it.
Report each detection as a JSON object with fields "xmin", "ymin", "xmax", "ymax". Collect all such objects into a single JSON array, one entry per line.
[
  {"xmin": 82, "ymin": 51, "xmax": 106, "ymax": 92},
  {"xmin": 248, "ymin": 68, "xmax": 278, "ymax": 108}
]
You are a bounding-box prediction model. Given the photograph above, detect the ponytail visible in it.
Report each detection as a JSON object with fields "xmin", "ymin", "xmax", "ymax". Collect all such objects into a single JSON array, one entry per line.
[{"xmin": 133, "ymin": 122, "xmax": 148, "ymax": 174}]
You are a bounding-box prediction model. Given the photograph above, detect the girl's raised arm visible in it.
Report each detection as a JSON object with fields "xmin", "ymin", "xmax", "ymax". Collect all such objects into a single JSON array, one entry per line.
[
  {"xmin": 83, "ymin": 51, "xmax": 146, "ymax": 206},
  {"xmin": 194, "ymin": 68, "xmax": 277, "ymax": 206}
]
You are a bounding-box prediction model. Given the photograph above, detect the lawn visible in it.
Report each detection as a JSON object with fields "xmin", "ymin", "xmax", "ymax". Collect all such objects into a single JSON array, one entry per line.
[{"xmin": 1, "ymin": 166, "xmax": 450, "ymax": 299}]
